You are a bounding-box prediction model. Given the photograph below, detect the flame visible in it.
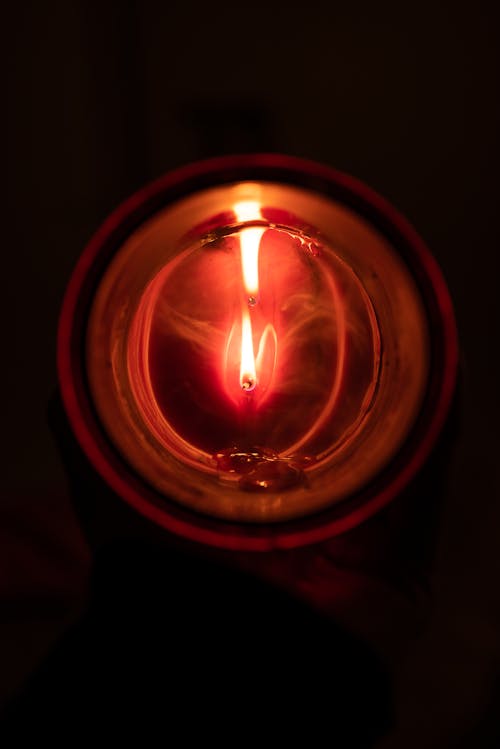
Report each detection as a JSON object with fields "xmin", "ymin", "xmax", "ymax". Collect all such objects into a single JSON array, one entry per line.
[
  {"xmin": 240, "ymin": 307, "xmax": 257, "ymax": 391},
  {"xmin": 239, "ymin": 227, "xmax": 264, "ymax": 297},
  {"xmin": 234, "ymin": 200, "xmax": 264, "ymax": 298},
  {"xmin": 227, "ymin": 200, "xmax": 276, "ymax": 398},
  {"xmin": 233, "ymin": 200, "xmax": 262, "ymax": 223}
]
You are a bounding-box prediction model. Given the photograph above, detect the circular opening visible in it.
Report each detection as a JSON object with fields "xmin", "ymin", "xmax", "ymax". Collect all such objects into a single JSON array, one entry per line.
[{"xmin": 86, "ymin": 180, "xmax": 429, "ymax": 523}]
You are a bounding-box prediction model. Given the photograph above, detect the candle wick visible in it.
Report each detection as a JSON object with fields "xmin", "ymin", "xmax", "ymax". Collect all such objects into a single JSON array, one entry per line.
[{"xmin": 241, "ymin": 376, "xmax": 256, "ymax": 392}]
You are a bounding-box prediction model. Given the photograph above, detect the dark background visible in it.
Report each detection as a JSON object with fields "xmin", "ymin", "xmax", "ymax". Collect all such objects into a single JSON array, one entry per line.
[{"xmin": 2, "ymin": 1, "xmax": 500, "ymax": 745}]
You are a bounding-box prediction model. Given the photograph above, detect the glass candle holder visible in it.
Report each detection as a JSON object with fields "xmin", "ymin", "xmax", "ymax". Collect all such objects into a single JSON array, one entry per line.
[{"xmin": 58, "ymin": 155, "xmax": 458, "ymax": 549}]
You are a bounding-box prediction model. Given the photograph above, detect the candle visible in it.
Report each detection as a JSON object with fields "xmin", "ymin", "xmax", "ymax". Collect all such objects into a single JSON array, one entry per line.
[
  {"xmin": 59, "ymin": 156, "xmax": 457, "ymax": 548},
  {"xmin": 126, "ymin": 192, "xmax": 382, "ymax": 495}
]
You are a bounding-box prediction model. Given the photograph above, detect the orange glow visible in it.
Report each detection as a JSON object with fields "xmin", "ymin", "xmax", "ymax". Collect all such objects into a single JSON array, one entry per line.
[
  {"xmin": 239, "ymin": 227, "xmax": 264, "ymax": 297},
  {"xmin": 240, "ymin": 307, "xmax": 257, "ymax": 391},
  {"xmin": 233, "ymin": 200, "xmax": 261, "ymax": 222},
  {"xmin": 234, "ymin": 200, "xmax": 264, "ymax": 298}
]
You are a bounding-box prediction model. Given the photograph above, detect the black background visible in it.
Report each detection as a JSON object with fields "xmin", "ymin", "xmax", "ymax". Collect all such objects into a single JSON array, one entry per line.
[{"xmin": 2, "ymin": 1, "xmax": 500, "ymax": 746}]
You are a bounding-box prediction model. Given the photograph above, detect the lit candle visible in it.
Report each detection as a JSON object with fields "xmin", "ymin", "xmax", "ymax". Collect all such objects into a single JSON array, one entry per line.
[
  {"xmin": 224, "ymin": 200, "xmax": 277, "ymax": 406},
  {"xmin": 129, "ymin": 197, "xmax": 377, "ymax": 487},
  {"xmin": 69, "ymin": 156, "xmax": 454, "ymax": 543}
]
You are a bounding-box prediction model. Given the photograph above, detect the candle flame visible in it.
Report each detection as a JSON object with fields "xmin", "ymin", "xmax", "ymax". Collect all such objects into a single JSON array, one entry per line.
[
  {"xmin": 230, "ymin": 200, "xmax": 275, "ymax": 398},
  {"xmin": 234, "ymin": 200, "xmax": 264, "ymax": 298},
  {"xmin": 240, "ymin": 307, "xmax": 257, "ymax": 391},
  {"xmin": 239, "ymin": 227, "xmax": 264, "ymax": 297},
  {"xmin": 234, "ymin": 200, "xmax": 262, "ymax": 223}
]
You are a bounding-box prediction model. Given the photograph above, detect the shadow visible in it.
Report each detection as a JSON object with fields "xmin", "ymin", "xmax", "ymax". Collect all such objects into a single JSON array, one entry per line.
[
  {"xmin": 2, "ymin": 535, "xmax": 392, "ymax": 745},
  {"xmin": 0, "ymin": 392, "xmax": 404, "ymax": 746}
]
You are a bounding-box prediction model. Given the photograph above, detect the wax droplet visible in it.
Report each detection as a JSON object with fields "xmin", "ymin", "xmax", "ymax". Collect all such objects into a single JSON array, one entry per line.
[
  {"xmin": 239, "ymin": 461, "xmax": 303, "ymax": 492},
  {"xmin": 214, "ymin": 446, "xmax": 277, "ymax": 474},
  {"xmin": 213, "ymin": 446, "xmax": 306, "ymax": 492}
]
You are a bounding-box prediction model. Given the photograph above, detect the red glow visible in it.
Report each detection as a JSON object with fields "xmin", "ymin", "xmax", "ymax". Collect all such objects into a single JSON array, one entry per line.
[
  {"xmin": 58, "ymin": 154, "xmax": 459, "ymax": 550},
  {"xmin": 137, "ymin": 223, "xmax": 341, "ymax": 456}
]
